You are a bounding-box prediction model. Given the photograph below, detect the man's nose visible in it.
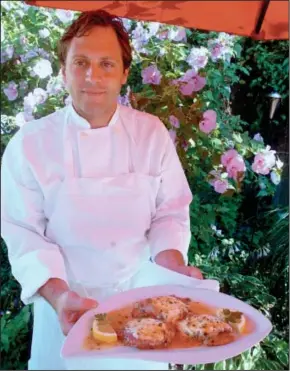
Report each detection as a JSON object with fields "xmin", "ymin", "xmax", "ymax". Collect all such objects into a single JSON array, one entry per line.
[{"xmin": 85, "ymin": 64, "xmax": 103, "ymax": 83}]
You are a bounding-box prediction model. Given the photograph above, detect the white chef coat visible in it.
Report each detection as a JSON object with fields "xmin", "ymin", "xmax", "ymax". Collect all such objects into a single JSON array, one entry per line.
[{"xmin": 1, "ymin": 103, "xmax": 193, "ymax": 369}]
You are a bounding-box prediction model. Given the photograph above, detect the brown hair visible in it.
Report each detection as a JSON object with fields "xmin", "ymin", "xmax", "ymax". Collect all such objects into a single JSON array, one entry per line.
[{"xmin": 57, "ymin": 10, "xmax": 132, "ymax": 71}]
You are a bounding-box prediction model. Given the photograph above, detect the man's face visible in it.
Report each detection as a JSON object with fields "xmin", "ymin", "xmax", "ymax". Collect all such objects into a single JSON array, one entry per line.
[{"xmin": 62, "ymin": 26, "xmax": 129, "ymax": 116}]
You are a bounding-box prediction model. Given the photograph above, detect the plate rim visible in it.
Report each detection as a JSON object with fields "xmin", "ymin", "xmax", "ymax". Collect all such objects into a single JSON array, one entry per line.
[{"xmin": 61, "ymin": 285, "xmax": 273, "ymax": 364}]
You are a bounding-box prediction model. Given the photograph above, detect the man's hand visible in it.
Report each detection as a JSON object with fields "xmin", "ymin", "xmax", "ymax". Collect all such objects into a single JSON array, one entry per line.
[
  {"xmin": 55, "ymin": 290, "xmax": 98, "ymax": 335},
  {"xmin": 39, "ymin": 278, "xmax": 98, "ymax": 335},
  {"xmin": 154, "ymin": 249, "xmax": 203, "ymax": 280}
]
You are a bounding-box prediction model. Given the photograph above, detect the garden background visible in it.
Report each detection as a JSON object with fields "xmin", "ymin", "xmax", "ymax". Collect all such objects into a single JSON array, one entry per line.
[{"xmin": 1, "ymin": 1, "xmax": 289, "ymax": 370}]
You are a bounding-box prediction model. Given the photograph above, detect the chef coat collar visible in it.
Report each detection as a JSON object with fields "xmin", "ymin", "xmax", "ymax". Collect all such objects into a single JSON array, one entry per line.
[{"xmin": 67, "ymin": 102, "xmax": 120, "ymax": 130}]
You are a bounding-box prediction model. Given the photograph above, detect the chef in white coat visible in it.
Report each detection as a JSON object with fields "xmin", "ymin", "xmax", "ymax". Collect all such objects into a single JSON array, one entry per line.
[{"xmin": 1, "ymin": 9, "xmax": 203, "ymax": 370}]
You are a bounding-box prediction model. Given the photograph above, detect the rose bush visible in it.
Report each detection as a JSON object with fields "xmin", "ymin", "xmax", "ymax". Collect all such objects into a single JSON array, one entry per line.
[{"xmin": 1, "ymin": 1, "xmax": 288, "ymax": 370}]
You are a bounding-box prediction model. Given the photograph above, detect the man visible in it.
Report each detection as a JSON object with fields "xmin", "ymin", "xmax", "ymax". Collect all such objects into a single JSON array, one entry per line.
[{"xmin": 1, "ymin": 10, "xmax": 202, "ymax": 370}]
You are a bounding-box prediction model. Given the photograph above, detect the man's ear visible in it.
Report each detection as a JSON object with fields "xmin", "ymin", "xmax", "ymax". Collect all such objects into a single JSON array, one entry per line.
[{"xmin": 121, "ymin": 68, "xmax": 129, "ymax": 85}]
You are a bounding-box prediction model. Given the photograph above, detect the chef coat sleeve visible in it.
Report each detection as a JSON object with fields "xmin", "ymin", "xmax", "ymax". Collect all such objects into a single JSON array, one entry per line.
[
  {"xmin": 1, "ymin": 131, "xmax": 68, "ymax": 305},
  {"xmin": 148, "ymin": 120, "xmax": 193, "ymax": 264}
]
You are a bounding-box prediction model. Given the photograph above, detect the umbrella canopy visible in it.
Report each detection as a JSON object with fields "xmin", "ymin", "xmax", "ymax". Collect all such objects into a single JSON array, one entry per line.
[{"xmin": 26, "ymin": 0, "xmax": 288, "ymax": 40}]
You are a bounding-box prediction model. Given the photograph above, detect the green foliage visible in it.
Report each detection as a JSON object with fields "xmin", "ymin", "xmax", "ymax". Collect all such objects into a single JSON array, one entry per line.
[{"xmin": 1, "ymin": 306, "xmax": 32, "ymax": 370}]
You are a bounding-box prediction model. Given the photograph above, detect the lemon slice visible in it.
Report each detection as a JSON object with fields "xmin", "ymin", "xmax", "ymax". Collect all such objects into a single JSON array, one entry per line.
[
  {"xmin": 216, "ymin": 308, "xmax": 246, "ymax": 333},
  {"xmin": 92, "ymin": 314, "xmax": 118, "ymax": 344}
]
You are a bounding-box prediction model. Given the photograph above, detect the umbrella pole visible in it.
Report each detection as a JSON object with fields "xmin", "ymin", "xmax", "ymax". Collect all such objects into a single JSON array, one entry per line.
[{"xmin": 254, "ymin": 0, "xmax": 271, "ymax": 35}]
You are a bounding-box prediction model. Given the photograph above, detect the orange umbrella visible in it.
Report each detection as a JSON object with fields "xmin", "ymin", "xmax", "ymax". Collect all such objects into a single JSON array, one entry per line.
[{"xmin": 26, "ymin": 0, "xmax": 288, "ymax": 40}]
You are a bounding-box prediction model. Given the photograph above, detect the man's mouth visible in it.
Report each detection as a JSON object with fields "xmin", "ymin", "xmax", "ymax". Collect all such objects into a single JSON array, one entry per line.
[{"xmin": 82, "ymin": 90, "xmax": 106, "ymax": 96}]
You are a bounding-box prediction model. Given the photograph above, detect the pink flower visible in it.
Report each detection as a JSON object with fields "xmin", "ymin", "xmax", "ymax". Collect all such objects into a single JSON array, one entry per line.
[
  {"xmin": 173, "ymin": 69, "xmax": 206, "ymax": 96},
  {"xmin": 157, "ymin": 30, "xmax": 169, "ymax": 40},
  {"xmin": 169, "ymin": 27, "xmax": 187, "ymax": 42},
  {"xmin": 179, "ymin": 69, "xmax": 197, "ymax": 83},
  {"xmin": 3, "ymin": 81, "xmax": 18, "ymax": 101},
  {"xmin": 227, "ymin": 156, "xmax": 246, "ymax": 180},
  {"xmin": 221, "ymin": 149, "xmax": 246, "ymax": 179},
  {"xmin": 169, "ymin": 115, "xmax": 180, "ymax": 129},
  {"xmin": 208, "ymin": 33, "xmax": 235, "ymax": 62},
  {"xmin": 199, "ymin": 109, "xmax": 217, "ymax": 134},
  {"xmin": 221, "ymin": 149, "xmax": 239, "ymax": 167},
  {"xmin": 209, "ymin": 169, "xmax": 234, "ymax": 194},
  {"xmin": 168, "ymin": 129, "xmax": 177, "ymax": 144},
  {"xmin": 213, "ymin": 179, "xmax": 229, "ymax": 194},
  {"xmin": 141, "ymin": 65, "xmax": 162, "ymax": 85},
  {"xmin": 252, "ymin": 147, "xmax": 276, "ymax": 175}
]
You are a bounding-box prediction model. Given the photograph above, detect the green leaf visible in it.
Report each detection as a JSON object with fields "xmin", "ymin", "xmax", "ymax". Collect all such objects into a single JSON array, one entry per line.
[
  {"xmin": 257, "ymin": 189, "xmax": 268, "ymax": 197},
  {"xmin": 213, "ymin": 360, "xmax": 226, "ymax": 369},
  {"xmin": 276, "ymin": 349, "xmax": 289, "ymax": 366}
]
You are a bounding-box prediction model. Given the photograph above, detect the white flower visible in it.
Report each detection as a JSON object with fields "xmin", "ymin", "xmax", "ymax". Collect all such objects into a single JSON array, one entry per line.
[
  {"xmin": 5, "ymin": 45, "xmax": 14, "ymax": 59},
  {"xmin": 147, "ymin": 22, "xmax": 160, "ymax": 37},
  {"xmin": 1, "ymin": 1, "xmax": 12, "ymax": 11},
  {"xmin": 65, "ymin": 95, "xmax": 72, "ymax": 105},
  {"xmin": 270, "ymin": 171, "xmax": 281, "ymax": 185},
  {"xmin": 187, "ymin": 47, "xmax": 209, "ymax": 70},
  {"xmin": 1, "ymin": 24, "xmax": 4, "ymax": 43},
  {"xmin": 217, "ymin": 32, "xmax": 236, "ymax": 47},
  {"xmin": 15, "ymin": 111, "xmax": 34, "ymax": 127},
  {"xmin": 46, "ymin": 75, "xmax": 64, "ymax": 95},
  {"xmin": 55, "ymin": 9, "xmax": 74, "ymax": 23},
  {"xmin": 24, "ymin": 92, "xmax": 37, "ymax": 112},
  {"xmin": 16, "ymin": 9, "xmax": 25, "ymax": 18},
  {"xmin": 33, "ymin": 88, "xmax": 48, "ymax": 104},
  {"xmin": 122, "ymin": 18, "xmax": 132, "ymax": 32},
  {"xmin": 33, "ymin": 59, "xmax": 53, "ymax": 79},
  {"xmin": 15, "ymin": 112, "xmax": 26, "ymax": 127},
  {"xmin": 216, "ymin": 230, "xmax": 223, "ymax": 237},
  {"xmin": 39, "ymin": 28, "xmax": 50, "ymax": 39},
  {"xmin": 276, "ymin": 157, "xmax": 284, "ymax": 170}
]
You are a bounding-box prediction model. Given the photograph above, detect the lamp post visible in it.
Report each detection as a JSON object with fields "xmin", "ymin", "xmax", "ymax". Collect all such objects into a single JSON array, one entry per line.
[{"xmin": 268, "ymin": 92, "xmax": 282, "ymax": 120}]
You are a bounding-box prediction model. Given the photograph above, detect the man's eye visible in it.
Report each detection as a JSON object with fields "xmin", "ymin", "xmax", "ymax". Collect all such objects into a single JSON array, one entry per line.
[
  {"xmin": 102, "ymin": 61, "xmax": 114, "ymax": 68},
  {"xmin": 75, "ymin": 60, "xmax": 87, "ymax": 67}
]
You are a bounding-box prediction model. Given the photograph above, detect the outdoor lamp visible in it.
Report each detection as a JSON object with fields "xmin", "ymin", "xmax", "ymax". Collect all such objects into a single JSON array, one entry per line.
[{"xmin": 268, "ymin": 92, "xmax": 282, "ymax": 119}]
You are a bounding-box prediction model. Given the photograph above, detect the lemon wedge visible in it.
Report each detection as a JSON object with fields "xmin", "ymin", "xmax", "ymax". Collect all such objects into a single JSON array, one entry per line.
[
  {"xmin": 92, "ymin": 314, "xmax": 118, "ymax": 344},
  {"xmin": 216, "ymin": 308, "xmax": 246, "ymax": 333}
]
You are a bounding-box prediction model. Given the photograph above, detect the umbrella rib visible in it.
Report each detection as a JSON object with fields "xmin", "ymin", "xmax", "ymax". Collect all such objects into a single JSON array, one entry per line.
[{"xmin": 254, "ymin": 0, "xmax": 271, "ymax": 35}]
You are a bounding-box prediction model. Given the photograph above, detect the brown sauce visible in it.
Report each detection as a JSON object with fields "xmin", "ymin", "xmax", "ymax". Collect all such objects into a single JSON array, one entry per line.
[{"xmin": 83, "ymin": 298, "xmax": 254, "ymax": 351}]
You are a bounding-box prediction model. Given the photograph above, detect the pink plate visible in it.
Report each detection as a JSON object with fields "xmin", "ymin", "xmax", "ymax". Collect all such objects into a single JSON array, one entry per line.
[{"xmin": 61, "ymin": 285, "xmax": 272, "ymax": 365}]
